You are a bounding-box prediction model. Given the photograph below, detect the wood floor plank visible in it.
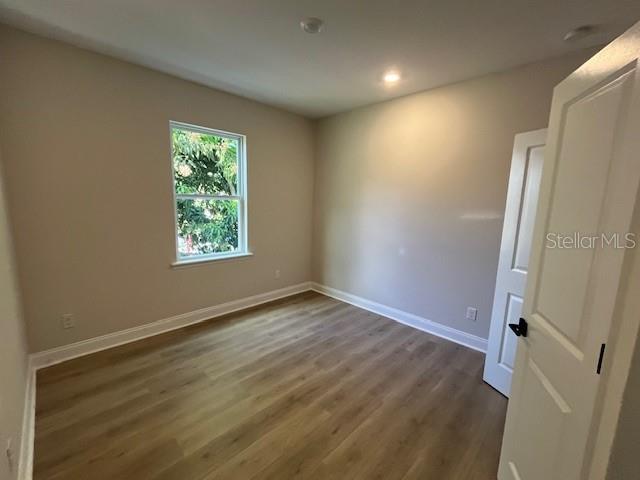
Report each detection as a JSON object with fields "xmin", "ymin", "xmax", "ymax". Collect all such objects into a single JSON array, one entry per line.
[{"xmin": 34, "ymin": 292, "xmax": 507, "ymax": 480}]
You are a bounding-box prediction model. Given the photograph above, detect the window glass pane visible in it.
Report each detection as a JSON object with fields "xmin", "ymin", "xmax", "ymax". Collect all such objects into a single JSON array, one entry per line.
[
  {"xmin": 172, "ymin": 127, "xmax": 238, "ymax": 196},
  {"xmin": 176, "ymin": 198, "xmax": 239, "ymax": 257}
]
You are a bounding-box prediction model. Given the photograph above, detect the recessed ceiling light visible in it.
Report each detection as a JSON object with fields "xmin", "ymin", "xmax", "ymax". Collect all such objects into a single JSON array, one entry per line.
[
  {"xmin": 563, "ymin": 25, "xmax": 596, "ymax": 42},
  {"xmin": 300, "ymin": 17, "xmax": 324, "ymax": 34},
  {"xmin": 383, "ymin": 71, "xmax": 401, "ymax": 84}
]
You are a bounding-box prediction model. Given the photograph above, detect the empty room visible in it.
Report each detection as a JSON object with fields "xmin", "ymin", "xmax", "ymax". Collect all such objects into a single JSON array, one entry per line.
[{"xmin": 1, "ymin": 2, "xmax": 640, "ymax": 479}]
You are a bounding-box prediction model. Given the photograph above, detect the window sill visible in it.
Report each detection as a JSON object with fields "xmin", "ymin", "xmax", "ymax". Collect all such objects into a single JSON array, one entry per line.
[{"xmin": 171, "ymin": 252, "xmax": 253, "ymax": 269}]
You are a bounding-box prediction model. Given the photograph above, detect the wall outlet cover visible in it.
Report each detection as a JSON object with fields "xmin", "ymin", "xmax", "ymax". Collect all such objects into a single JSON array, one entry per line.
[
  {"xmin": 61, "ymin": 313, "xmax": 75, "ymax": 329},
  {"xmin": 466, "ymin": 307, "xmax": 478, "ymax": 321},
  {"xmin": 6, "ymin": 437, "xmax": 13, "ymax": 472}
]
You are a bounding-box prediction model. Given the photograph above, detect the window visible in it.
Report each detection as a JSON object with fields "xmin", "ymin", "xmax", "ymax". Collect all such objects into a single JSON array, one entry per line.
[{"xmin": 170, "ymin": 121, "xmax": 247, "ymax": 263}]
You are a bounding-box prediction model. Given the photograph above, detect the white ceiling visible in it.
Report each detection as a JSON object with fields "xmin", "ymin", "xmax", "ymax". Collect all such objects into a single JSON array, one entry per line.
[{"xmin": 1, "ymin": 1, "xmax": 639, "ymax": 118}]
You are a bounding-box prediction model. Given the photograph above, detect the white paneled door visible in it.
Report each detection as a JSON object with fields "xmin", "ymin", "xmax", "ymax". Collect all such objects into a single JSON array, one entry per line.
[
  {"xmin": 498, "ymin": 22, "xmax": 640, "ymax": 480},
  {"xmin": 484, "ymin": 128, "xmax": 546, "ymax": 397}
]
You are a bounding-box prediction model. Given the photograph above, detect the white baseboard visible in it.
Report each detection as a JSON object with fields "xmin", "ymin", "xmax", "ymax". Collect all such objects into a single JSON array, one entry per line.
[
  {"xmin": 17, "ymin": 358, "xmax": 35, "ymax": 480},
  {"xmin": 20, "ymin": 279, "xmax": 485, "ymax": 480},
  {"xmin": 30, "ymin": 280, "xmax": 486, "ymax": 370},
  {"xmin": 311, "ymin": 282, "xmax": 488, "ymax": 353},
  {"xmin": 30, "ymin": 282, "xmax": 313, "ymax": 370},
  {"xmin": 18, "ymin": 281, "xmax": 312, "ymax": 480}
]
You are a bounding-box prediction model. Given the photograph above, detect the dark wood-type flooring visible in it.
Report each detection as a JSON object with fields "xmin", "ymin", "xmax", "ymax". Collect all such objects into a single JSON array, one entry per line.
[{"xmin": 34, "ymin": 291, "xmax": 507, "ymax": 480}]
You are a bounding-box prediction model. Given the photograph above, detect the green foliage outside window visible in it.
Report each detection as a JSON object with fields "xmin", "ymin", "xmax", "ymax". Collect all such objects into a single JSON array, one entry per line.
[{"xmin": 172, "ymin": 128, "xmax": 240, "ymax": 257}]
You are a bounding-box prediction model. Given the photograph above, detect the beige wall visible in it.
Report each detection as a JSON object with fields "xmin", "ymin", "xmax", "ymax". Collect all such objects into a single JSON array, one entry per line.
[
  {"xmin": 0, "ymin": 26, "xmax": 315, "ymax": 352},
  {"xmin": 1, "ymin": 21, "xmax": 638, "ymax": 480},
  {"xmin": 0, "ymin": 147, "xmax": 29, "ymax": 480},
  {"xmin": 312, "ymin": 50, "xmax": 595, "ymax": 339},
  {"xmin": 0, "ymin": 25, "xmax": 598, "ymax": 349}
]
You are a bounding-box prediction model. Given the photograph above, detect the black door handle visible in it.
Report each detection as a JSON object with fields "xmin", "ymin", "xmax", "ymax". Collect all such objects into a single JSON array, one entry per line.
[{"xmin": 509, "ymin": 317, "xmax": 528, "ymax": 337}]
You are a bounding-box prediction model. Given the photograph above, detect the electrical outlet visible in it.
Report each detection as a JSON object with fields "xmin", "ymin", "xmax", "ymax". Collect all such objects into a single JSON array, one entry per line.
[
  {"xmin": 465, "ymin": 307, "xmax": 478, "ymax": 321},
  {"xmin": 6, "ymin": 438, "xmax": 14, "ymax": 472},
  {"xmin": 274, "ymin": 269, "xmax": 281, "ymax": 279},
  {"xmin": 61, "ymin": 313, "xmax": 75, "ymax": 329}
]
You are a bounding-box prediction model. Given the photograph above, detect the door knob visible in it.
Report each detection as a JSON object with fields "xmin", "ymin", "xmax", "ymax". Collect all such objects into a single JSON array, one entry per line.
[{"xmin": 509, "ymin": 317, "xmax": 528, "ymax": 337}]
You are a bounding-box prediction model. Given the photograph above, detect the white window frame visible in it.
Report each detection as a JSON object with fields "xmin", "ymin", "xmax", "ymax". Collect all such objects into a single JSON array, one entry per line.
[{"xmin": 169, "ymin": 120, "xmax": 249, "ymax": 266}]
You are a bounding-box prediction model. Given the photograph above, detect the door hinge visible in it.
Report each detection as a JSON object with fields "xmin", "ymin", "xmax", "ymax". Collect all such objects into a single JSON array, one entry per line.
[{"xmin": 597, "ymin": 343, "xmax": 606, "ymax": 375}]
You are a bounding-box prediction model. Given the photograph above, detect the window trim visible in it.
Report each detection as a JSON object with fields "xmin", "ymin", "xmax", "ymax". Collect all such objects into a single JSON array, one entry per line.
[{"xmin": 169, "ymin": 120, "xmax": 249, "ymax": 265}]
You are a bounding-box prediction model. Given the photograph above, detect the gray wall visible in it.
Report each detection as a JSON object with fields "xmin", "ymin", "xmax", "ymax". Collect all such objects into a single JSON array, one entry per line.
[
  {"xmin": 0, "ymin": 26, "xmax": 315, "ymax": 352},
  {"xmin": 312, "ymin": 50, "xmax": 595, "ymax": 339},
  {"xmin": 0, "ymin": 147, "xmax": 29, "ymax": 480}
]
